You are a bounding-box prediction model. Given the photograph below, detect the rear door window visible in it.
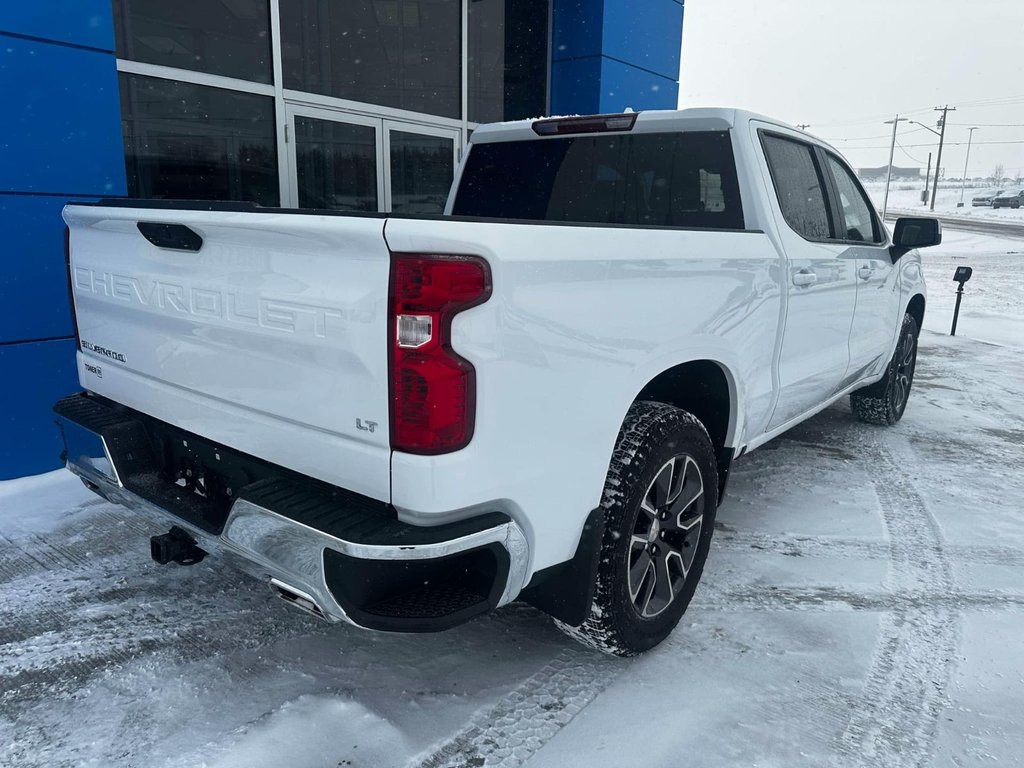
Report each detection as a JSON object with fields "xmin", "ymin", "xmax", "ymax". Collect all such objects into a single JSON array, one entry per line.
[
  {"xmin": 760, "ymin": 134, "xmax": 833, "ymax": 240},
  {"xmin": 452, "ymin": 130, "xmax": 744, "ymax": 229}
]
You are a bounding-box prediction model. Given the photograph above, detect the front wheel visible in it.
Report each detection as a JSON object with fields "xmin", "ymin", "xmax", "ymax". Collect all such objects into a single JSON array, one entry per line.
[
  {"xmin": 556, "ymin": 401, "xmax": 718, "ymax": 656},
  {"xmin": 851, "ymin": 313, "xmax": 919, "ymax": 426}
]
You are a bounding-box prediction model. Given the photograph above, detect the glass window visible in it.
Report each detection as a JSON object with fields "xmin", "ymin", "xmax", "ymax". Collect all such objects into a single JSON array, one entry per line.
[
  {"xmin": 280, "ymin": 0, "xmax": 461, "ymax": 119},
  {"xmin": 294, "ymin": 118, "xmax": 378, "ymax": 212},
  {"xmin": 761, "ymin": 134, "xmax": 832, "ymax": 240},
  {"xmin": 390, "ymin": 131, "xmax": 454, "ymax": 213},
  {"xmin": 452, "ymin": 131, "xmax": 744, "ymax": 229},
  {"xmin": 826, "ymin": 154, "xmax": 882, "ymax": 243},
  {"xmin": 119, "ymin": 73, "xmax": 279, "ymax": 206},
  {"xmin": 468, "ymin": 0, "xmax": 550, "ymax": 123},
  {"xmin": 113, "ymin": 0, "xmax": 272, "ymax": 84}
]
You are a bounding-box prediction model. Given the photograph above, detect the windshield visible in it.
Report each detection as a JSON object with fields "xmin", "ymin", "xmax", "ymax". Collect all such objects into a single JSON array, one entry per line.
[{"xmin": 452, "ymin": 130, "xmax": 745, "ymax": 230}]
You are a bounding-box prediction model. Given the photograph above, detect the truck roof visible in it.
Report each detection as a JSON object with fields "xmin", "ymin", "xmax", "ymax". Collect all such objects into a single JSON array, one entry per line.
[{"xmin": 470, "ymin": 107, "xmax": 836, "ymax": 153}]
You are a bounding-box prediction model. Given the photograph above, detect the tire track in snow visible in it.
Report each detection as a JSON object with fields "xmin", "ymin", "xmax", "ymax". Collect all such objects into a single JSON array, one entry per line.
[
  {"xmin": 0, "ymin": 505, "xmax": 152, "ymax": 586},
  {"xmin": 0, "ymin": 589, "xmax": 317, "ymax": 708},
  {"xmin": 410, "ymin": 420, "xmax": 1003, "ymax": 768},
  {"xmin": 830, "ymin": 433, "xmax": 958, "ymax": 768},
  {"xmin": 692, "ymin": 585, "xmax": 1024, "ymax": 612},
  {"xmin": 713, "ymin": 528, "xmax": 1024, "ymax": 568},
  {"xmin": 0, "ymin": 504, "xmax": 326, "ymax": 712},
  {"xmin": 412, "ymin": 646, "xmax": 625, "ymax": 768}
]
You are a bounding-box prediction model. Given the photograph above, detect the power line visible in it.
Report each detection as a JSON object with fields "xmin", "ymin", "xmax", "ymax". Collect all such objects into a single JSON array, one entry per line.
[
  {"xmin": 952, "ymin": 93, "xmax": 1024, "ymax": 107},
  {"xmin": 803, "ymin": 94, "xmax": 1024, "ymax": 133},
  {"xmin": 947, "ymin": 122, "xmax": 1024, "ymax": 128},
  {"xmin": 836, "ymin": 139, "xmax": 1024, "ymax": 149},
  {"xmin": 894, "ymin": 138, "xmax": 926, "ymax": 164},
  {"xmin": 828, "ymin": 127, "xmax": 931, "ymax": 142},
  {"xmin": 830, "ymin": 132, "xmax": 895, "ymax": 141}
]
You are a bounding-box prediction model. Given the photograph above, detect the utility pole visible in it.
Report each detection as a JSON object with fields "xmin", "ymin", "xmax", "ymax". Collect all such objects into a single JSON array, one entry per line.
[
  {"xmin": 796, "ymin": 124, "xmax": 810, "ymax": 131},
  {"xmin": 931, "ymin": 105, "xmax": 956, "ymax": 211},
  {"xmin": 958, "ymin": 127, "xmax": 979, "ymax": 207},
  {"xmin": 923, "ymin": 152, "xmax": 932, "ymax": 205},
  {"xmin": 882, "ymin": 115, "xmax": 907, "ymax": 219}
]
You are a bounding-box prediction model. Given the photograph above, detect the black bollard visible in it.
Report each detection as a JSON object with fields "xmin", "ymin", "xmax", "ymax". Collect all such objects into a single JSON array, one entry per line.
[{"xmin": 950, "ymin": 266, "xmax": 973, "ymax": 336}]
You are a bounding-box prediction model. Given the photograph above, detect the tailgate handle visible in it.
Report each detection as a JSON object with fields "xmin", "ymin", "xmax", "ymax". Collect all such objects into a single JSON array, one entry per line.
[{"xmin": 137, "ymin": 222, "xmax": 203, "ymax": 252}]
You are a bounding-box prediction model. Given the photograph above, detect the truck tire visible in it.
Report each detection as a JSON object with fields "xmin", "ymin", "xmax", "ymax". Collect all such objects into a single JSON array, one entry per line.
[
  {"xmin": 556, "ymin": 401, "xmax": 718, "ymax": 656},
  {"xmin": 850, "ymin": 313, "xmax": 919, "ymax": 426}
]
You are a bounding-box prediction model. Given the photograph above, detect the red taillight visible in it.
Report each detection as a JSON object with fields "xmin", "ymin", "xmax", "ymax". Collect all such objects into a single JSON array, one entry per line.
[{"xmin": 389, "ymin": 253, "xmax": 492, "ymax": 454}]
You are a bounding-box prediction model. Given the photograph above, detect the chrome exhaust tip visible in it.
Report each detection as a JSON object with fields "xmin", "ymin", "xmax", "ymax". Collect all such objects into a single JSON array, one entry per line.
[{"xmin": 269, "ymin": 578, "xmax": 329, "ymax": 621}]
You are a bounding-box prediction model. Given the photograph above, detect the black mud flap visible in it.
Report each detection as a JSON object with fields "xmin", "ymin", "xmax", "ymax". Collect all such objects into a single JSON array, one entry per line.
[{"xmin": 519, "ymin": 507, "xmax": 605, "ymax": 627}]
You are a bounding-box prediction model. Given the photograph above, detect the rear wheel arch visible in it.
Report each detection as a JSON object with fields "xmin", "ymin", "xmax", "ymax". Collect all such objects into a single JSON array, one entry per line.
[
  {"xmin": 631, "ymin": 359, "xmax": 738, "ymax": 504},
  {"xmin": 632, "ymin": 359, "xmax": 737, "ymax": 455}
]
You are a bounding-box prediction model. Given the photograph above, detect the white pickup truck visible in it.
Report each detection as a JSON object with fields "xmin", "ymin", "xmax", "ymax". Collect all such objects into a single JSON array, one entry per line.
[{"xmin": 55, "ymin": 108, "xmax": 939, "ymax": 655}]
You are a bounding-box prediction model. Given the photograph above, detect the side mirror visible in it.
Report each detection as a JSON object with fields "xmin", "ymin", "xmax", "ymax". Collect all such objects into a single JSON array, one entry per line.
[{"xmin": 890, "ymin": 217, "xmax": 942, "ymax": 260}]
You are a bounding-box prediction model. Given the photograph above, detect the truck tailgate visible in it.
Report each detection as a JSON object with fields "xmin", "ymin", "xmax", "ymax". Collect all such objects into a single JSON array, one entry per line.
[{"xmin": 63, "ymin": 204, "xmax": 393, "ymax": 501}]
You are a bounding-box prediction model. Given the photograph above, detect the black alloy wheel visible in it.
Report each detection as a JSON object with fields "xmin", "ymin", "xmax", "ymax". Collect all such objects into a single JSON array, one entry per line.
[
  {"xmin": 628, "ymin": 454, "xmax": 705, "ymax": 619},
  {"xmin": 851, "ymin": 313, "xmax": 919, "ymax": 426}
]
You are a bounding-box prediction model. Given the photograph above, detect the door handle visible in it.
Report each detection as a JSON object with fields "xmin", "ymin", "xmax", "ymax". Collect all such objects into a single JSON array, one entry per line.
[
  {"xmin": 792, "ymin": 269, "xmax": 817, "ymax": 287},
  {"xmin": 858, "ymin": 266, "xmax": 875, "ymax": 281},
  {"xmin": 137, "ymin": 222, "xmax": 203, "ymax": 252}
]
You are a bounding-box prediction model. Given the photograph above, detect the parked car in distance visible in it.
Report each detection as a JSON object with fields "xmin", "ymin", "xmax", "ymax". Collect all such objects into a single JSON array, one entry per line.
[
  {"xmin": 991, "ymin": 189, "xmax": 1024, "ymax": 209},
  {"xmin": 56, "ymin": 108, "xmax": 939, "ymax": 656},
  {"xmin": 971, "ymin": 188, "xmax": 1004, "ymax": 206}
]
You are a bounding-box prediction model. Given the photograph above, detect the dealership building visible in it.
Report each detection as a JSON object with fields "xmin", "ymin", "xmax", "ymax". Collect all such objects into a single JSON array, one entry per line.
[{"xmin": 0, "ymin": 0, "xmax": 684, "ymax": 479}]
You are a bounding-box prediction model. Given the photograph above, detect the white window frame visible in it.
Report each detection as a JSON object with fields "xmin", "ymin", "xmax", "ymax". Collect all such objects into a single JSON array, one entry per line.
[
  {"xmin": 284, "ymin": 105, "xmax": 385, "ymax": 211},
  {"xmin": 115, "ymin": 0, "xmax": 553, "ymax": 208},
  {"xmin": 384, "ymin": 120, "xmax": 461, "ymax": 213}
]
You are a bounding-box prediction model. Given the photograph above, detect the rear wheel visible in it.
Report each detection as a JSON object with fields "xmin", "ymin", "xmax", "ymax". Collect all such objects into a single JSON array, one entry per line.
[
  {"xmin": 556, "ymin": 401, "xmax": 718, "ymax": 656},
  {"xmin": 851, "ymin": 313, "xmax": 919, "ymax": 426}
]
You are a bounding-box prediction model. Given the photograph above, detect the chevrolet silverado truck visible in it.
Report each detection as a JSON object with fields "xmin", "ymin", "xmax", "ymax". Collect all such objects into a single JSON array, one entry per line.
[{"xmin": 54, "ymin": 108, "xmax": 939, "ymax": 655}]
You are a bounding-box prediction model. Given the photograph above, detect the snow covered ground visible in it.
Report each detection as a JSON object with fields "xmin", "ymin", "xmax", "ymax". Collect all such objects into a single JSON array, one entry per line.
[
  {"xmin": 863, "ymin": 180, "xmax": 1024, "ymax": 221},
  {"xmin": 1, "ymin": 231, "xmax": 1022, "ymax": 768},
  {"xmin": 918, "ymin": 229, "xmax": 1024, "ymax": 347}
]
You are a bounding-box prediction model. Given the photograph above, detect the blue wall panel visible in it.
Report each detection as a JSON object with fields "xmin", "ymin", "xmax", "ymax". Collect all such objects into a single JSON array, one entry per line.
[
  {"xmin": 0, "ymin": 194, "xmax": 102, "ymax": 343},
  {"xmin": 551, "ymin": 0, "xmax": 683, "ymax": 114},
  {"xmin": 596, "ymin": 58, "xmax": 679, "ymax": 113},
  {"xmin": 552, "ymin": 56, "xmax": 679, "ymax": 115},
  {"xmin": 601, "ymin": 0, "xmax": 682, "ymax": 80},
  {"xmin": 552, "ymin": 0, "xmax": 604, "ymax": 62},
  {"xmin": 550, "ymin": 56, "xmax": 603, "ymax": 115},
  {"xmin": 0, "ymin": 1, "xmax": 115, "ymax": 52},
  {"xmin": 0, "ymin": 339, "xmax": 78, "ymax": 480},
  {"xmin": 0, "ymin": 36, "xmax": 126, "ymax": 195},
  {"xmin": 1, "ymin": 2, "xmax": 122, "ymax": 478}
]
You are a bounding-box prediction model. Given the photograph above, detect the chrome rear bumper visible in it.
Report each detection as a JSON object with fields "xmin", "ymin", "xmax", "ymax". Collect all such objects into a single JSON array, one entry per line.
[{"xmin": 55, "ymin": 393, "xmax": 529, "ymax": 632}]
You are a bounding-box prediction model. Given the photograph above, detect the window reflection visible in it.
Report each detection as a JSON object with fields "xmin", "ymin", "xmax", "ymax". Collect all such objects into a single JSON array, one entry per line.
[
  {"xmin": 114, "ymin": 0, "xmax": 272, "ymax": 84},
  {"xmin": 281, "ymin": 0, "xmax": 461, "ymax": 119},
  {"xmin": 390, "ymin": 131, "xmax": 454, "ymax": 213},
  {"xmin": 295, "ymin": 118, "xmax": 379, "ymax": 212},
  {"xmin": 468, "ymin": 0, "xmax": 549, "ymax": 123},
  {"xmin": 119, "ymin": 74, "xmax": 279, "ymax": 206}
]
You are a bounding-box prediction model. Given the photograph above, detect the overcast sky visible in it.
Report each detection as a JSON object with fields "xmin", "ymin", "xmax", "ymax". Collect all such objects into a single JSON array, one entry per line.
[{"xmin": 679, "ymin": 0, "xmax": 1024, "ymax": 180}]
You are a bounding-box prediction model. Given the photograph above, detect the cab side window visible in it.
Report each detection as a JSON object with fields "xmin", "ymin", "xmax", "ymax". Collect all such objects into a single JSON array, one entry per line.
[
  {"xmin": 825, "ymin": 154, "xmax": 883, "ymax": 243},
  {"xmin": 761, "ymin": 134, "xmax": 833, "ymax": 240}
]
